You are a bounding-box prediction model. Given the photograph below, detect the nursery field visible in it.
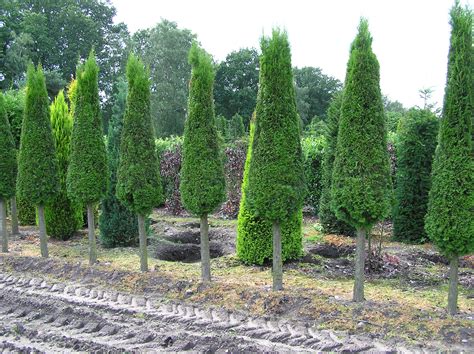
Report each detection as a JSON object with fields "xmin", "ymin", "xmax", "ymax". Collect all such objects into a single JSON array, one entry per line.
[{"xmin": 0, "ymin": 209, "xmax": 472, "ymax": 352}]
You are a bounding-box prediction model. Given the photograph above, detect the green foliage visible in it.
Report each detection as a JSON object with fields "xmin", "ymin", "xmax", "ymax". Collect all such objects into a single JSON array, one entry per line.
[
  {"xmin": 100, "ymin": 77, "xmax": 139, "ymax": 247},
  {"xmin": 302, "ymin": 135, "xmax": 326, "ymax": 215},
  {"xmin": 231, "ymin": 113, "xmax": 245, "ymax": 139},
  {"xmin": 17, "ymin": 195, "xmax": 36, "ymax": 225},
  {"xmin": 245, "ymin": 29, "xmax": 305, "ymax": 222},
  {"xmin": 425, "ymin": 4, "xmax": 474, "ymax": 259},
  {"xmin": 331, "ymin": 19, "xmax": 392, "ymax": 230},
  {"xmin": 3, "ymin": 88, "xmax": 25, "ymax": 149},
  {"xmin": 180, "ymin": 43, "xmax": 225, "ymax": 216},
  {"xmin": 17, "ymin": 64, "xmax": 59, "ymax": 205},
  {"xmin": 116, "ymin": 54, "xmax": 163, "ymax": 216},
  {"xmin": 67, "ymin": 51, "xmax": 108, "ymax": 205},
  {"xmin": 45, "ymin": 91, "xmax": 82, "ymax": 240},
  {"xmin": 132, "ymin": 20, "xmax": 195, "ymax": 137},
  {"xmin": 214, "ymin": 48, "xmax": 259, "ymax": 129},
  {"xmin": 0, "ymin": 94, "xmax": 17, "ymax": 200},
  {"xmin": 237, "ymin": 122, "xmax": 303, "ymax": 265},
  {"xmin": 393, "ymin": 109, "xmax": 438, "ymax": 244},
  {"xmin": 386, "ymin": 111, "xmax": 403, "ymax": 134},
  {"xmin": 319, "ymin": 94, "xmax": 354, "ymax": 236}
]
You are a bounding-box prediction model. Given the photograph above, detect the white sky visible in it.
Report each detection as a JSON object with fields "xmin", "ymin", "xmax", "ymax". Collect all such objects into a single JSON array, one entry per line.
[{"xmin": 112, "ymin": 0, "xmax": 473, "ymax": 110}]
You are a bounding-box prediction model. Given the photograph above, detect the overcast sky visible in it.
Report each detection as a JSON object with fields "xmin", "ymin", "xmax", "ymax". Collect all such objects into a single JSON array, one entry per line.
[{"xmin": 112, "ymin": 0, "xmax": 473, "ymax": 110}]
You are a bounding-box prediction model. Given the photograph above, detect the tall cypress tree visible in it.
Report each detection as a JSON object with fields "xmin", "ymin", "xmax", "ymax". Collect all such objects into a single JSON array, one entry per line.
[
  {"xmin": 331, "ymin": 19, "xmax": 391, "ymax": 302},
  {"xmin": 319, "ymin": 93, "xmax": 354, "ymax": 236},
  {"xmin": 244, "ymin": 30, "xmax": 305, "ymax": 290},
  {"xmin": 180, "ymin": 43, "xmax": 226, "ymax": 282},
  {"xmin": 0, "ymin": 93, "xmax": 17, "ymax": 252},
  {"xmin": 45, "ymin": 91, "xmax": 82, "ymax": 240},
  {"xmin": 100, "ymin": 77, "xmax": 139, "ymax": 248},
  {"xmin": 17, "ymin": 64, "xmax": 59, "ymax": 257},
  {"xmin": 425, "ymin": 3, "xmax": 473, "ymax": 315},
  {"xmin": 116, "ymin": 55, "xmax": 163, "ymax": 271},
  {"xmin": 67, "ymin": 51, "xmax": 108, "ymax": 265},
  {"xmin": 393, "ymin": 108, "xmax": 438, "ymax": 244}
]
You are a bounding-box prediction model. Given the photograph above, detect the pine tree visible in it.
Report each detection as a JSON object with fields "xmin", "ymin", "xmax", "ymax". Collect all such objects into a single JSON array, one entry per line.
[
  {"xmin": 180, "ymin": 43, "xmax": 226, "ymax": 282},
  {"xmin": 100, "ymin": 77, "xmax": 139, "ymax": 248},
  {"xmin": 244, "ymin": 30, "xmax": 305, "ymax": 290},
  {"xmin": 45, "ymin": 91, "xmax": 82, "ymax": 240},
  {"xmin": 116, "ymin": 55, "xmax": 163, "ymax": 271},
  {"xmin": 237, "ymin": 119, "xmax": 303, "ymax": 265},
  {"xmin": 331, "ymin": 19, "xmax": 391, "ymax": 302},
  {"xmin": 67, "ymin": 51, "xmax": 108, "ymax": 265},
  {"xmin": 319, "ymin": 93, "xmax": 354, "ymax": 236},
  {"xmin": 425, "ymin": 3, "xmax": 473, "ymax": 315},
  {"xmin": 17, "ymin": 64, "xmax": 59, "ymax": 257},
  {"xmin": 0, "ymin": 93, "xmax": 17, "ymax": 252},
  {"xmin": 393, "ymin": 109, "xmax": 438, "ymax": 244}
]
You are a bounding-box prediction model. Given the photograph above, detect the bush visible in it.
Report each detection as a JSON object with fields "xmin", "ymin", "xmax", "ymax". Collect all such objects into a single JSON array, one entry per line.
[
  {"xmin": 302, "ymin": 135, "xmax": 326, "ymax": 215},
  {"xmin": 17, "ymin": 195, "xmax": 36, "ymax": 225}
]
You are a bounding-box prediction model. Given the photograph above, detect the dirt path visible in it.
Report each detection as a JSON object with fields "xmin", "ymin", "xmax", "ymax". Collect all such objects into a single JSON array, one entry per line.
[{"xmin": 0, "ymin": 270, "xmax": 402, "ymax": 353}]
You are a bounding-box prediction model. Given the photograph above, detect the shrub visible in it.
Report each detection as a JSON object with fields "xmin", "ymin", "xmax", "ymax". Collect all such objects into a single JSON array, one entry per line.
[{"xmin": 302, "ymin": 135, "xmax": 325, "ymax": 215}]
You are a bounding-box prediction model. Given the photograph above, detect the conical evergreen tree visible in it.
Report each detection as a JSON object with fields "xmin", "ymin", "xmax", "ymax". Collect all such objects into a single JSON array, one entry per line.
[
  {"xmin": 331, "ymin": 19, "xmax": 391, "ymax": 302},
  {"xmin": 319, "ymin": 93, "xmax": 354, "ymax": 236},
  {"xmin": 116, "ymin": 55, "xmax": 163, "ymax": 271},
  {"xmin": 0, "ymin": 93, "xmax": 17, "ymax": 252},
  {"xmin": 67, "ymin": 51, "xmax": 108, "ymax": 265},
  {"xmin": 244, "ymin": 30, "xmax": 305, "ymax": 290},
  {"xmin": 100, "ymin": 77, "xmax": 139, "ymax": 248},
  {"xmin": 425, "ymin": 3, "xmax": 473, "ymax": 315},
  {"xmin": 180, "ymin": 43, "xmax": 226, "ymax": 282},
  {"xmin": 45, "ymin": 91, "xmax": 82, "ymax": 240},
  {"xmin": 393, "ymin": 108, "xmax": 438, "ymax": 244},
  {"xmin": 17, "ymin": 64, "xmax": 59, "ymax": 257},
  {"xmin": 237, "ymin": 118, "xmax": 303, "ymax": 265}
]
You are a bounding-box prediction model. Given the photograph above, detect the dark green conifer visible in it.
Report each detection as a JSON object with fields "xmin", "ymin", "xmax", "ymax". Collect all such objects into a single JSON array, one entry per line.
[
  {"xmin": 331, "ymin": 19, "xmax": 391, "ymax": 302},
  {"xmin": 116, "ymin": 55, "xmax": 163, "ymax": 271},
  {"xmin": 425, "ymin": 3, "xmax": 473, "ymax": 315},
  {"xmin": 244, "ymin": 30, "xmax": 305, "ymax": 290},
  {"xmin": 393, "ymin": 109, "xmax": 438, "ymax": 244},
  {"xmin": 0, "ymin": 93, "xmax": 17, "ymax": 252},
  {"xmin": 180, "ymin": 43, "xmax": 226, "ymax": 282},
  {"xmin": 17, "ymin": 64, "xmax": 59, "ymax": 257},
  {"xmin": 100, "ymin": 77, "xmax": 139, "ymax": 248},
  {"xmin": 67, "ymin": 51, "xmax": 108, "ymax": 265}
]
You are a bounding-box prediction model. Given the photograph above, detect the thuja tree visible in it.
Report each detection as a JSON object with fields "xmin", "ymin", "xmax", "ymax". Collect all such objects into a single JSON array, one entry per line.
[
  {"xmin": 67, "ymin": 51, "xmax": 108, "ymax": 265},
  {"xmin": 0, "ymin": 94, "xmax": 17, "ymax": 252},
  {"xmin": 117, "ymin": 54, "xmax": 163, "ymax": 272},
  {"xmin": 45, "ymin": 91, "xmax": 82, "ymax": 240},
  {"xmin": 180, "ymin": 43, "xmax": 226, "ymax": 282},
  {"xmin": 17, "ymin": 64, "xmax": 59, "ymax": 257},
  {"xmin": 319, "ymin": 93, "xmax": 354, "ymax": 236},
  {"xmin": 331, "ymin": 19, "xmax": 391, "ymax": 302},
  {"xmin": 100, "ymin": 77, "xmax": 139, "ymax": 248},
  {"xmin": 244, "ymin": 30, "xmax": 305, "ymax": 290},
  {"xmin": 393, "ymin": 109, "xmax": 438, "ymax": 244},
  {"xmin": 425, "ymin": 4, "xmax": 473, "ymax": 315},
  {"xmin": 237, "ymin": 119, "xmax": 303, "ymax": 266}
]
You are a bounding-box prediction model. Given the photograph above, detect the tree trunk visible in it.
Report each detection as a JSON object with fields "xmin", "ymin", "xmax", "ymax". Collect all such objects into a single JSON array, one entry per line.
[
  {"xmin": 10, "ymin": 196, "xmax": 19, "ymax": 235},
  {"xmin": 138, "ymin": 214, "xmax": 148, "ymax": 272},
  {"xmin": 448, "ymin": 257, "xmax": 459, "ymax": 316},
  {"xmin": 1, "ymin": 199, "xmax": 8, "ymax": 253},
  {"xmin": 87, "ymin": 204, "xmax": 97, "ymax": 265},
  {"xmin": 200, "ymin": 214, "xmax": 211, "ymax": 283},
  {"xmin": 37, "ymin": 205, "xmax": 49, "ymax": 258},
  {"xmin": 272, "ymin": 221, "xmax": 283, "ymax": 291},
  {"xmin": 353, "ymin": 228, "xmax": 366, "ymax": 302}
]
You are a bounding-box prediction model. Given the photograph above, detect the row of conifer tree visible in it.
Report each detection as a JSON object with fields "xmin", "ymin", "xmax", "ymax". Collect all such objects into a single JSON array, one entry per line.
[{"xmin": 0, "ymin": 4, "xmax": 472, "ymax": 316}]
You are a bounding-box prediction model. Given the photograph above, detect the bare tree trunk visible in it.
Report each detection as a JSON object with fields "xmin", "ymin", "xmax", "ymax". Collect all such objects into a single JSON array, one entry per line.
[
  {"xmin": 448, "ymin": 257, "xmax": 459, "ymax": 316},
  {"xmin": 87, "ymin": 204, "xmax": 97, "ymax": 265},
  {"xmin": 272, "ymin": 221, "xmax": 283, "ymax": 291},
  {"xmin": 37, "ymin": 205, "xmax": 49, "ymax": 258},
  {"xmin": 10, "ymin": 196, "xmax": 19, "ymax": 235},
  {"xmin": 137, "ymin": 214, "xmax": 148, "ymax": 272},
  {"xmin": 353, "ymin": 228, "xmax": 366, "ymax": 302},
  {"xmin": 1, "ymin": 199, "xmax": 8, "ymax": 253},
  {"xmin": 200, "ymin": 214, "xmax": 211, "ymax": 282}
]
